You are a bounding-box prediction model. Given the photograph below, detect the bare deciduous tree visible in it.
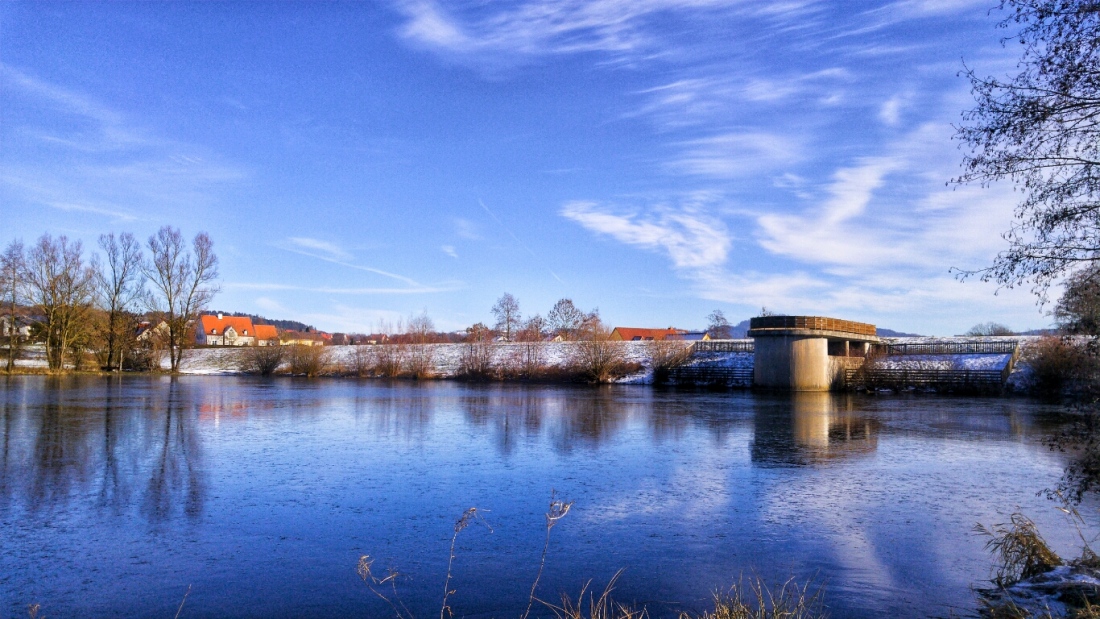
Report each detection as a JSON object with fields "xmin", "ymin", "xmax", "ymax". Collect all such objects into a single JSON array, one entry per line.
[
  {"xmin": 646, "ymin": 338, "xmax": 693, "ymax": 384},
  {"xmin": 547, "ymin": 298, "xmax": 584, "ymax": 340},
  {"xmin": 569, "ymin": 314, "xmax": 628, "ymax": 383},
  {"xmin": 1, "ymin": 240, "xmax": 26, "ymax": 371},
  {"xmin": 491, "ymin": 293, "xmax": 521, "ymax": 341},
  {"xmin": 954, "ymin": 1, "xmax": 1100, "ymax": 293},
  {"xmin": 406, "ymin": 310, "xmax": 436, "ymax": 378},
  {"xmin": 143, "ymin": 227, "xmax": 220, "ymax": 372},
  {"xmin": 25, "ymin": 234, "xmax": 96, "ymax": 371},
  {"xmin": 965, "ymin": 322, "xmax": 1016, "ymax": 336},
  {"xmin": 706, "ymin": 309, "xmax": 733, "ymax": 339},
  {"xmin": 93, "ymin": 232, "xmax": 144, "ymax": 371},
  {"xmin": 407, "ymin": 310, "xmax": 435, "ymax": 344},
  {"xmin": 518, "ymin": 314, "xmax": 546, "ymax": 342}
]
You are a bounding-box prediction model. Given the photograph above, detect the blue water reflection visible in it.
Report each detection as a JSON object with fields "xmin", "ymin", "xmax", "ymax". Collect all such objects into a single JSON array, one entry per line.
[{"xmin": 0, "ymin": 376, "xmax": 1079, "ymax": 617}]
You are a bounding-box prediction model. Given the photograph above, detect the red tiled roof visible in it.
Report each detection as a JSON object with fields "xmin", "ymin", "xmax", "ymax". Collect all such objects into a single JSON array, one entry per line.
[
  {"xmin": 199, "ymin": 314, "xmax": 256, "ymax": 337},
  {"xmin": 254, "ymin": 324, "xmax": 278, "ymax": 340},
  {"xmin": 611, "ymin": 327, "xmax": 684, "ymax": 341},
  {"xmin": 279, "ymin": 330, "xmax": 325, "ymax": 342}
]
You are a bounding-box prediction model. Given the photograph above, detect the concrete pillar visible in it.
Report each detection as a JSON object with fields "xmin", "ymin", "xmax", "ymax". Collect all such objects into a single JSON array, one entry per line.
[{"xmin": 753, "ymin": 335, "xmax": 831, "ymax": 391}]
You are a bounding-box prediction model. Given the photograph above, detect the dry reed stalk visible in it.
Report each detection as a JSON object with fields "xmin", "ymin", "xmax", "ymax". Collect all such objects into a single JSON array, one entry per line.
[
  {"xmin": 975, "ymin": 513, "xmax": 1063, "ymax": 586},
  {"xmin": 523, "ymin": 491, "xmax": 574, "ymax": 619},
  {"xmin": 686, "ymin": 575, "xmax": 826, "ymax": 619},
  {"xmin": 174, "ymin": 585, "xmax": 191, "ymax": 619},
  {"xmin": 440, "ymin": 507, "xmax": 490, "ymax": 619},
  {"xmin": 358, "ymin": 555, "xmax": 414, "ymax": 619},
  {"xmin": 543, "ymin": 570, "xmax": 646, "ymax": 619}
]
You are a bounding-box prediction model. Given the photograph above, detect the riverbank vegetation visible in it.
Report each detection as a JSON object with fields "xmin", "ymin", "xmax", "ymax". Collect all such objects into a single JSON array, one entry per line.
[{"xmin": 1, "ymin": 226, "xmax": 218, "ymax": 374}]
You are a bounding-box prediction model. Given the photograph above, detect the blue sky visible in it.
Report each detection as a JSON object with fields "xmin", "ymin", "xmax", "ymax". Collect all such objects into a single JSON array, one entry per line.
[{"xmin": 0, "ymin": 1, "xmax": 1050, "ymax": 335}]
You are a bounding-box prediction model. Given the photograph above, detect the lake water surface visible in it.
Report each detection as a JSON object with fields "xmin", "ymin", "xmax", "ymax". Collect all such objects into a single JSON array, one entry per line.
[{"xmin": 0, "ymin": 376, "xmax": 1085, "ymax": 618}]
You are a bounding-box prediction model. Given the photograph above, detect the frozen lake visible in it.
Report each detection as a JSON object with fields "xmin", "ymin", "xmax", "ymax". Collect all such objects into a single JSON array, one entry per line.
[{"xmin": 0, "ymin": 375, "xmax": 1084, "ymax": 617}]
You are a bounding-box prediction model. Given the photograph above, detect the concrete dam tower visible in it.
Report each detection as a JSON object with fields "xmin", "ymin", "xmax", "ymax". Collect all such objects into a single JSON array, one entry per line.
[{"xmin": 748, "ymin": 316, "xmax": 879, "ymax": 391}]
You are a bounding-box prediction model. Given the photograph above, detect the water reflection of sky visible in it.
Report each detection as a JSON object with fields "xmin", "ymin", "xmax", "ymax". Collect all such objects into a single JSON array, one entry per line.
[{"xmin": 0, "ymin": 376, "xmax": 1080, "ymax": 618}]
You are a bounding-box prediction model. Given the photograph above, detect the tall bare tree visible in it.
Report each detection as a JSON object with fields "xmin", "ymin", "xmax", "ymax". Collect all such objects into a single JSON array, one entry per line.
[
  {"xmin": 547, "ymin": 298, "xmax": 584, "ymax": 340},
  {"xmin": 143, "ymin": 227, "xmax": 219, "ymax": 372},
  {"xmin": 955, "ymin": 1, "xmax": 1100, "ymax": 292},
  {"xmin": 407, "ymin": 309, "xmax": 435, "ymax": 344},
  {"xmin": 491, "ymin": 293, "xmax": 521, "ymax": 341},
  {"xmin": 706, "ymin": 309, "xmax": 733, "ymax": 339},
  {"xmin": 0, "ymin": 240, "xmax": 26, "ymax": 371},
  {"xmin": 24, "ymin": 234, "xmax": 96, "ymax": 371},
  {"xmin": 93, "ymin": 232, "xmax": 144, "ymax": 371}
]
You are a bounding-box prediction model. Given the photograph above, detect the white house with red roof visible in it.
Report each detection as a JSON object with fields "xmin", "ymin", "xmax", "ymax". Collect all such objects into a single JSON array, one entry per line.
[{"xmin": 196, "ymin": 313, "xmax": 257, "ymax": 346}]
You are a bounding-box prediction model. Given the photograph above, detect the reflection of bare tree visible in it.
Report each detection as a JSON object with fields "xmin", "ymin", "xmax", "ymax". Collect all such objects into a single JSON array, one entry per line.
[
  {"xmin": 142, "ymin": 378, "xmax": 205, "ymax": 522},
  {"xmin": 548, "ymin": 388, "xmax": 631, "ymax": 454},
  {"xmin": 361, "ymin": 383, "xmax": 434, "ymax": 441},
  {"xmin": 645, "ymin": 392, "xmax": 693, "ymax": 443},
  {"xmin": 30, "ymin": 377, "xmax": 96, "ymax": 513},
  {"xmin": 459, "ymin": 388, "xmax": 547, "ymax": 456},
  {"xmin": 0, "ymin": 377, "xmax": 15, "ymax": 508},
  {"xmin": 97, "ymin": 376, "xmax": 133, "ymax": 514}
]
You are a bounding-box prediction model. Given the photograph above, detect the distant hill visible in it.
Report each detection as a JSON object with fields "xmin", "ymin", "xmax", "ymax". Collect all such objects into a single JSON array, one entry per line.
[
  {"xmin": 730, "ymin": 319, "xmax": 750, "ymax": 338},
  {"xmin": 876, "ymin": 328, "xmax": 923, "ymax": 337},
  {"xmin": 1016, "ymin": 328, "xmax": 1057, "ymax": 336},
  {"xmin": 208, "ymin": 310, "xmax": 316, "ymax": 333}
]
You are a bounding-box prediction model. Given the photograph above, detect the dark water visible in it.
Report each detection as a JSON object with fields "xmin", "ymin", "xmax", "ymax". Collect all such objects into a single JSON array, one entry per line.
[{"xmin": 0, "ymin": 376, "xmax": 1084, "ymax": 618}]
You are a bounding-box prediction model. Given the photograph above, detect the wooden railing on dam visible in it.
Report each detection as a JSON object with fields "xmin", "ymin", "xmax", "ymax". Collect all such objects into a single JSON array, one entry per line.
[{"xmin": 749, "ymin": 315, "xmax": 877, "ymax": 337}]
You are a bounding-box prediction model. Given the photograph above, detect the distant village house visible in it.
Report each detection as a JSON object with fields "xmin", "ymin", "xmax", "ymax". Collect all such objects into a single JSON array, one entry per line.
[{"xmin": 196, "ymin": 313, "xmax": 257, "ymax": 346}]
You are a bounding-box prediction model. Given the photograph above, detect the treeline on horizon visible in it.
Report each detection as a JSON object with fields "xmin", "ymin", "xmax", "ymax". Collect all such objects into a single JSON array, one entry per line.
[
  {"xmin": 0, "ymin": 225, "xmax": 747, "ymax": 375},
  {"xmin": 1, "ymin": 226, "xmax": 217, "ymax": 373}
]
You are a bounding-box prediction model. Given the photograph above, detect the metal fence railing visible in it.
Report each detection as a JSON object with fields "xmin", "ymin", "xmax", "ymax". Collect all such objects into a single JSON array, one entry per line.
[
  {"xmin": 845, "ymin": 367, "xmax": 1006, "ymax": 390},
  {"xmin": 877, "ymin": 341, "xmax": 1020, "ymax": 356},
  {"xmin": 691, "ymin": 340, "xmax": 755, "ymax": 353},
  {"xmin": 669, "ymin": 365, "xmax": 754, "ymax": 386}
]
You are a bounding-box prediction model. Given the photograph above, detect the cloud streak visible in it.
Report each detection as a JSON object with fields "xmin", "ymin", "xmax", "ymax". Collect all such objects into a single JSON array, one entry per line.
[{"xmin": 561, "ymin": 198, "xmax": 730, "ymax": 269}]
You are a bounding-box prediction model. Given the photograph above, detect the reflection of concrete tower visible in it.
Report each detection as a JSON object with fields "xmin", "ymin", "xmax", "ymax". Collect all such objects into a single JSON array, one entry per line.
[
  {"xmin": 751, "ymin": 392, "xmax": 879, "ymax": 466},
  {"xmin": 749, "ymin": 316, "xmax": 880, "ymax": 391}
]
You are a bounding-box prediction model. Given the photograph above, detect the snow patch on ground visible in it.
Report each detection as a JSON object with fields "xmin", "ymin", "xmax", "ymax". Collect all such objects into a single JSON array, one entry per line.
[
  {"xmin": 978, "ymin": 565, "xmax": 1100, "ymax": 618},
  {"xmin": 873, "ymin": 354, "xmax": 1012, "ymax": 371}
]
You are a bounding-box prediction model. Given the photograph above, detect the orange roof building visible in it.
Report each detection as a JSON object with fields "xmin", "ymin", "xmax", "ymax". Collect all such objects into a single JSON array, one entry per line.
[
  {"xmin": 196, "ymin": 313, "xmax": 258, "ymax": 346},
  {"xmin": 609, "ymin": 327, "xmax": 685, "ymax": 341},
  {"xmin": 253, "ymin": 324, "xmax": 279, "ymax": 345}
]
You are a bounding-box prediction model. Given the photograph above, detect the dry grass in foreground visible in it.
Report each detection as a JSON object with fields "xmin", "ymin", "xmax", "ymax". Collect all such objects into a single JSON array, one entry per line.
[
  {"xmin": 975, "ymin": 507, "xmax": 1100, "ymax": 618},
  {"xmin": 357, "ymin": 493, "xmax": 827, "ymax": 619}
]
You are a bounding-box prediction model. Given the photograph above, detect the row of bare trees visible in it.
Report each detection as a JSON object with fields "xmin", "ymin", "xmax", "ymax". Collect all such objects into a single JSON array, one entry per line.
[
  {"xmin": 469, "ymin": 295, "xmax": 597, "ymax": 343},
  {"xmin": 0, "ymin": 226, "xmax": 218, "ymax": 372}
]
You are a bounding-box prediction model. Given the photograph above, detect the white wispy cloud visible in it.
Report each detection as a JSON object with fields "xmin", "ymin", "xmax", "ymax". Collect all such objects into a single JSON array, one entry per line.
[
  {"xmin": 286, "ymin": 237, "xmax": 354, "ymax": 261},
  {"xmin": 0, "ymin": 64, "xmax": 245, "ymax": 221},
  {"xmin": 453, "ymin": 217, "xmax": 482, "ymax": 240},
  {"xmin": 226, "ymin": 281, "xmax": 465, "ymax": 295},
  {"xmin": 879, "ymin": 94, "xmax": 904, "ymax": 125},
  {"xmin": 392, "ymin": 0, "xmax": 821, "ymax": 68},
  {"xmin": 631, "ymin": 68, "xmax": 851, "ymax": 129},
  {"xmin": 274, "ymin": 240, "xmax": 429, "ymax": 288},
  {"xmin": 441, "ymin": 245, "xmax": 458, "ymax": 258},
  {"xmin": 561, "ymin": 108, "xmax": 1047, "ymax": 332},
  {"xmin": 560, "ymin": 197, "xmax": 730, "ymax": 269},
  {"xmin": 667, "ymin": 131, "xmax": 803, "ymax": 178}
]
